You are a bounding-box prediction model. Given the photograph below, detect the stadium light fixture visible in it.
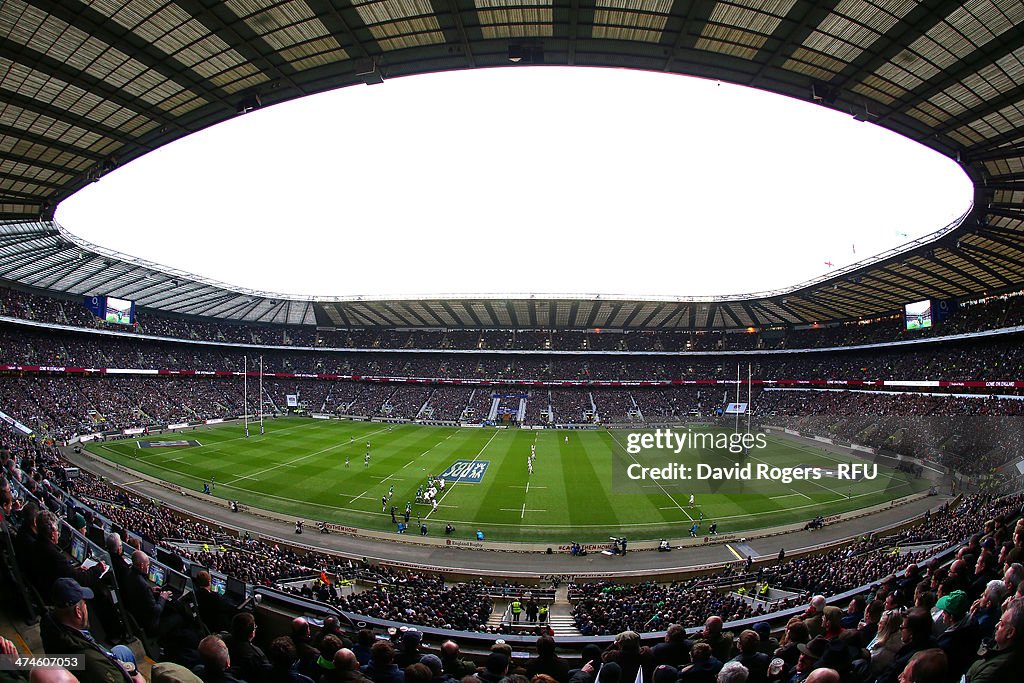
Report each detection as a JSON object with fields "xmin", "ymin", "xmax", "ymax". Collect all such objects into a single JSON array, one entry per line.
[
  {"xmin": 507, "ymin": 44, "xmax": 543, "ymax": 64},
  {"xmin": 852, "ymin": 104, "xmax": 878, "ymax": 122},
  {"xmin": 236, "ymin": 93, "xmax": 262, "ymax": 114}
]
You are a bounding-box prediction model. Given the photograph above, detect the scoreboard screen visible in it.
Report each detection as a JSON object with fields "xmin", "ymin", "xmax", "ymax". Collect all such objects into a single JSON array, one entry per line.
[{"xmin": 904, "ymin": 300, "xmax": 932, "ymax": 330}]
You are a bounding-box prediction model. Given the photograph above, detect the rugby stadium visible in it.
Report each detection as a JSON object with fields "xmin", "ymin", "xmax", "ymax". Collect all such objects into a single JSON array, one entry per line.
[{"xmin": 2, "ymin": 2, "xmax": 1024, "ymax": 683}]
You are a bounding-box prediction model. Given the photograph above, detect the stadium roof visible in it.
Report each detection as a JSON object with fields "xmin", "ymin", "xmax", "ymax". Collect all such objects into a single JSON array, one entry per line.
[{"xmin": 1, "ymin": 0, "xmax": 1024, "ymax": 329}]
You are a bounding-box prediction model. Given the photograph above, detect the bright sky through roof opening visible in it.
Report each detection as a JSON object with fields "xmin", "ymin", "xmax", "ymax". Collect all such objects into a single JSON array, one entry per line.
[{"xmin": 56, "ymin": 66, "xmax": 973, "ymax": 300}]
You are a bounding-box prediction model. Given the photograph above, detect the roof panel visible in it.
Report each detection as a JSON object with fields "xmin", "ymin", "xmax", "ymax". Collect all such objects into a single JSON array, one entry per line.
[
  {"xmin": 351, "ymin": 0, "xmax": 445, "ymax": 51},
  {"xmin": 3, "ymin": 1, "xmax": 1024, "ymax": 327}
]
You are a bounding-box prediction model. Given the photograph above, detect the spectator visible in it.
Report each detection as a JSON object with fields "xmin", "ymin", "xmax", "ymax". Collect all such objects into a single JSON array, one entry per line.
[
  {"xmin": 418, "ymin": 655, "xmax": 452, "ymax": 683},
  {"xmin": 964, "ymin": 597, "xmax": 1024, "ymax": 682},
  {"xmin": 39, "ymin": 578, "xmax": 141, "ymax": 683},
  {"xmin": 361, "ymin": 642, "xmax": 403, "ymax": 683},
  {"xmin": 868, "ymin": 610, "xmax": 907, "ymax": 678},
  {"xmin": 332, "ymin": 650, "xmax": 372, "ymax": 683},
  {"xmin": 194, "ymin": 635, "xmax": 246, "ymax": 683},
  {"xmin": 121, "ymin": 550, "xmax": 171, "ymax": 636},
  {"xmin": 439, "ymin": 642, "xmax": 474, "ymax": 679},
  {"xmin": 875, "ymin": 608, "xmax": 937, "ymax": 683},
  {"xmin": 698, "ymin": 617, "xmax": 735, "ymax": 663},
  {"xmin": 31, "ymin": 510, "xmax": 105, "ymax": 595},
  {"xmin": 653, "ymin": 624, "xmax": 693, "ymax": 668},
  {"xmin": 223, "ymin": 612, "xmax": 270, "ymax": 683},
  {"xmin": 730, "ymin": 631, "xmax": 769, "ymax": 683},
  {"xmin": 716, "ymin": 662, "xmax": 748, "ymax": 683},
  {"xmin": 525, "ymin": 637, "xmax": 569, "ymax": 683},
  {"xmin": 265, "ymin": 637, "xmax": 314, "ymax": 683},
  {"xmin": 898, "ymin": 649, "xmax": 947, "ymax": 683},
  {"xmin": 678, "ymin": 643, "xmax": 722, "ymax": 683},
  {"xmin": 193, "ymin": 570, "xmax": 233, "ymax": 634}
]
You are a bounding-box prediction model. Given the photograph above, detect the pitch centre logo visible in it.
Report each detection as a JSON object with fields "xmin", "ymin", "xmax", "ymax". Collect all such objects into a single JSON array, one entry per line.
[{"xmin": 440, "ymin": 460, "xmax": 490, "ymax": 483}]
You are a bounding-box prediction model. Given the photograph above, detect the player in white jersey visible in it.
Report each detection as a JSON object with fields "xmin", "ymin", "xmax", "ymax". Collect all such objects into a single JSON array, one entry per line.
[
  {"xmin": 688, "ymin": 494, "xmax": 695, "ymax": 507},
  {"xmin": 528, "ymin": 460, "xmax": 534, "ymax": 475}
]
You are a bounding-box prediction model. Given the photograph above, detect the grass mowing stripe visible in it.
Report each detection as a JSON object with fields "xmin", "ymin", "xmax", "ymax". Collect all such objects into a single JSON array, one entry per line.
[
  {"xmin": 226, "ymin": 424, "xmax": 397, "ymax": 484},
  {"xmin": 425, "ymin": 429, "xmax": 499, "ymax": 521},
  {"xmin": 603, "ymin": 429, "xmax": 693, "ymax": 522},
  {"xmin": 85, "ymin": 420, "xmax": 930, "ymax": 542}
]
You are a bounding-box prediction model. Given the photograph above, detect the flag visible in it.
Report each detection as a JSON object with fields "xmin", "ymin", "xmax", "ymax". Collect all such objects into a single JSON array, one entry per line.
[{"xmin": 320, "ymin": 571, "xmax": 331, "ymax": 585}]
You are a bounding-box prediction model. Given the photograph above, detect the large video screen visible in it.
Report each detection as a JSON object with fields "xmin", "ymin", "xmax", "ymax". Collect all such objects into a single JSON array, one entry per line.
[
  {"xmin": 104, "ymin": 296, "xmax": 135, "ymax": 325},
  {"xmin": 904, "ymin": 300, "xmax": 932, "ymax": 330}
]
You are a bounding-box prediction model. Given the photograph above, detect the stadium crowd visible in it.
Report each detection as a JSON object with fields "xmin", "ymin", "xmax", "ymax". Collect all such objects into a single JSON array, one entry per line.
[
  {"xmin": 5, "ymin": 322, "xmax": 1024, "ymax": 388},
  {"xmin": 4, "ymin": 284, "xmax": 1024, "ymax": 353},
  {"xmin": 1, "ymin": 398, "xmax": 1024, "ymax": 683}
]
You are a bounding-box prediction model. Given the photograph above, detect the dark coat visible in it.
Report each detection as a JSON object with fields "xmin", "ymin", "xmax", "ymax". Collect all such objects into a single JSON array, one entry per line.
[
  {"xmin": 121, "ymin": 567, "xmax": 166, "ymax": 634},
  {"xmin": 39, "ymin": 610, "xmax": 133, "ymax": 683},
  {"xmin": 526, "ymin": 655, "xmax": 571, "ymax": 683}
]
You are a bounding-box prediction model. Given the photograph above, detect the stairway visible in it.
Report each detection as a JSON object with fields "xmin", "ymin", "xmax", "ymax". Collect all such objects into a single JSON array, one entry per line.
[{"xmin": 485, "ymin": 598, "xmax": 581, "ymax": 636}]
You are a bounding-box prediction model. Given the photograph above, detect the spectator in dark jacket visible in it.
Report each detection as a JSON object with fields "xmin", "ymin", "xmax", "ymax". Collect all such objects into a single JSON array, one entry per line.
[
  {"xmin": 330, "ymin": 650, "xmax": 372, "ymax": 683},
  {"xmin": 361, "ymin": 641, "xmax": 404, "ymax": 683},
  {"xmin": 292, "ymin": 618, "xmax": 322, "ymax": 680},
  {"xmin": 32, "ymin": 509, "xmax": 106, "ymax": 596},
  {"xmin": 678, "ymin": 643, "xmax": 722, "ymax": 683},
  {"xmin": 194, "ymin": 635, "xmax": 248, "ymax": 683},
  {"xmin": 652, "ymin": 625, "xmax": 693, "ymax": 668},
  {"xmin": 194, "ymin": 570, "xmax": 234, "ymax": 634},
  {"xmin": 265, "ymin": 636, "xmax": 314, "ymax": 683},
  {"xmin": 121, "ymin": 550, "xmax": 169, "ymax": 636},
  {"xmin": 223, "ymin": 612, "xmax": 270, "ymax": 683},
  {"xmin": 730, "ymin": 630, "xmax": 771, "ymax": 683},
  {"xmin": 418, "ymin": 655, "xmax": 453, "ymax": 683},
  {"xmin": 526, "ymin": 637, "xmax": 570, "ymax": 683}
]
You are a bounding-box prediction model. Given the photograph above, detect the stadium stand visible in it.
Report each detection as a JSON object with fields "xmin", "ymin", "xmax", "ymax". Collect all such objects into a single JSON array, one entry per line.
[{"xmin": 6, "ymin": 1, "xmax": 1024, "ymax": 679}]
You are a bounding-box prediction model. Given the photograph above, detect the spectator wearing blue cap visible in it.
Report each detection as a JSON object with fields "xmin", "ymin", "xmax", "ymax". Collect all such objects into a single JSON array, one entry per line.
[
  {"xmin": 751, "ymin": 623, "xmax": 778, "ymax": 656},
  {"xmin": 39, "ymin": 578, "xmax": 141, "ymax": 683}
]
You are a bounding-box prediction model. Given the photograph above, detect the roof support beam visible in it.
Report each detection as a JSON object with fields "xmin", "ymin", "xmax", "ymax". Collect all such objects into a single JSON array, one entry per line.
[
  {"xmin": 832, "ymin": 0, "xmax": 968, "ymax": 86},
  {"xmin": 0, "ymin": 38, "xmax": 177, "ymax": 133},
  {"xmin": 748, "ymin": 0, "xmax": 842, "ymax": 82},
  {"xmin": 173, "ymin": 0, "xmax": 305, "ymax": 97},
  {"xmin": 897, "ymin": 260, "xmax": 968, "ymax": 298},
  {"xmin": 879, "ymin": 24, "xmax": 1024, "ymax": 124},
  {"xmin": 927, "ymin": 250, "xmax": 997, "ymax": 290},
  {"xmin": 0, "ymin": 90, "xmax": 134, "ymax": 147},
  {"xmin": 22, "ymin": 0, "xmax": 234, "ymax": 108},
  {"xmin": 0, "ymin": 122, "xmax": 105, "ymax": 162},
  {"xmin": 0, "ymin": 171, "xmax": 64, "ymax": 192},
  {"xmin": 0, "ymin": 244, "xmax": 63, "ymax": 276},
  {"xmin": 957, "ymin": 242, "xmax": 1024, "ymax": 282}
]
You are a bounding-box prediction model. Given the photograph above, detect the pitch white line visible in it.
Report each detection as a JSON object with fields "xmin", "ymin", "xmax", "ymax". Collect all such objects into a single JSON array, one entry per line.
[
  {"xmin": 102, "ymin": 448, "xmax": 920, "ymax": 529},
  {"xmin": 424, "ymin": 429, "xmax": 499, "ymax": 521},
  {"xmin": 766, "ymin": 436, "xmax": 905, "ymax": 487},
  {"xmin": 135, "ymin": 418, "xmax": 328, "ymax": 461},
  {"xmin": 605, "ymin": 430, "xmax": 693, "ymax": 522},
  {"xmin": 226, "ymin": 424, "xmax": 392, "ymax": 484}
]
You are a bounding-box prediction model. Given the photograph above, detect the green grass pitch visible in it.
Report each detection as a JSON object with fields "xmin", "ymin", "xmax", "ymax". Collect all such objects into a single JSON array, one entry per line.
[{"xmin": 86, "ymin": 418, "xmax": 930, "ymax": 543}]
